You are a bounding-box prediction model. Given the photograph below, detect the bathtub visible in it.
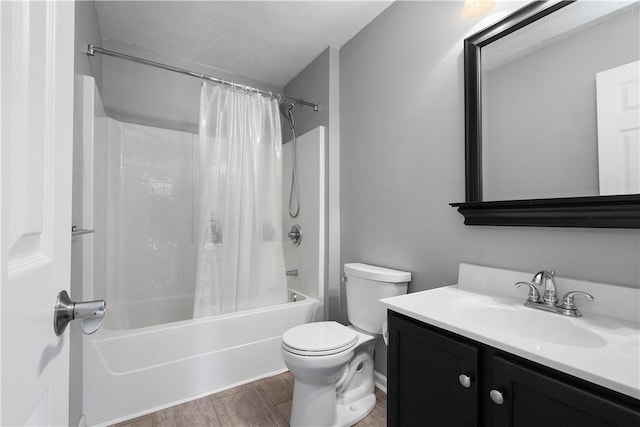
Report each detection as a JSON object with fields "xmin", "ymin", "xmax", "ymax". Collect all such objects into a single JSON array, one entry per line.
[{"xmin": 83, "ymin": 290, "xmax": 317, "ymax": 426}]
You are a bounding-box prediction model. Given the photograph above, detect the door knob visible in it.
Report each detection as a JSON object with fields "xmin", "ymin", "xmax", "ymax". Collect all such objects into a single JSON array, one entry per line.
[
  {"xmin": 54, "ymin": 290, "xmax": 106, "ymax": 336},
  {"xmin": 458, "ymin": 374, "xmax": 472, "ymax": 388},
  {"xmin": 489, "ymin": 389, "xmax": 504, "ymax": 405}
]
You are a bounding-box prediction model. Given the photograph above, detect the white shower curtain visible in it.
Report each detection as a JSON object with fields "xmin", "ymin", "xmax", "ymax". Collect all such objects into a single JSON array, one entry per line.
[{"xmin": 194, "ymin": 83, "xmax": 287, "ymax": 318}]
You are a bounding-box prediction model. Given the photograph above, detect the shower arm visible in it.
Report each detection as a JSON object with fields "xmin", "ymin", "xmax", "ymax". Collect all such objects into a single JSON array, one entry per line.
[{"xmin": 283, "ymin": 97, "xmax": 318, "ymax": 112}]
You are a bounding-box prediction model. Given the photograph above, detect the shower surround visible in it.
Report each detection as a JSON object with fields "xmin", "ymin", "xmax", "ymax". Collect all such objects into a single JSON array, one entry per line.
[{"xmin": 80, "ymin": 76, "xmax": 323, "ymax": 425}]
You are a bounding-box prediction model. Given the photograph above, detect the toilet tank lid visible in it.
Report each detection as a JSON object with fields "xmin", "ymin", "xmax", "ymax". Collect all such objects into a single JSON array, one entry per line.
[{"xmin": 344, "ymin": 263, "xmax": 411, "ymax": 283}]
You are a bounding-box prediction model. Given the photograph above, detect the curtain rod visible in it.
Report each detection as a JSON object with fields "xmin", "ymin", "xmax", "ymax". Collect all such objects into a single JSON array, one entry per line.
[{"xmin": 86, "ymin": 45, "xmax": 318, "ymax": 111}]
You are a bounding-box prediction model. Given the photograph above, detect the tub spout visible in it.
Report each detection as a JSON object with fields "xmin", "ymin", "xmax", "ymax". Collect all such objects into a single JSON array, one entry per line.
[{"xmin": 286, "ymin": 269, "xmax": 298, "ymax": 277}]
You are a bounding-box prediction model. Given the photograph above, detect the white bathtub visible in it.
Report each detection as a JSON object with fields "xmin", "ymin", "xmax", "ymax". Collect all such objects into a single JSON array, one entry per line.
[
  {"xmin": 103, "ymin": 294, "xmax": 195, "ymax": 330},
  {"xmin": 83, "ymin": 290, "xmax": 317, "ymax": 426}
]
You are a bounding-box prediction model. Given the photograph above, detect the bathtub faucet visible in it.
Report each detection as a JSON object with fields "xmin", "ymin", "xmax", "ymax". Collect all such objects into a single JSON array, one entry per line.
[{"xmin": 286, "ymin": 269, "xmax": 298, "ymax": 277}]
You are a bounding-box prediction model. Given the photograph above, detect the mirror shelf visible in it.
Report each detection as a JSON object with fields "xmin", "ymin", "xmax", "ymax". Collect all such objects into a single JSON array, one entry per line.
[
  {"xmin": 452, "ymin": 0, "xmax": 640, "ymax": 228},
  {"xmin": 451, "ymin": 195, "xmax": 640, "ymax": 228}
]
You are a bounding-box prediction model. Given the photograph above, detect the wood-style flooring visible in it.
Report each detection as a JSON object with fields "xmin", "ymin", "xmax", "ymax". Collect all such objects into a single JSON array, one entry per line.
[{"xmin": 112, "ymin": 371, "xmax": 387, "ymax": 427}]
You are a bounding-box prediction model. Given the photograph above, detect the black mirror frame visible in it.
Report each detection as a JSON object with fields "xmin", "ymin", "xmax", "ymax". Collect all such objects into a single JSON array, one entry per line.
[{"xmin": 450, "ymin": 0, "xmax": 640, "ymax": 228}]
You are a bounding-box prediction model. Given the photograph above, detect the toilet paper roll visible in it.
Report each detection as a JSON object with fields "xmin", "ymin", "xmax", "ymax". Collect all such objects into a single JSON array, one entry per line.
[{"xmin": 382, "ymin": 319, "xmax": 389, "ymax": 345}]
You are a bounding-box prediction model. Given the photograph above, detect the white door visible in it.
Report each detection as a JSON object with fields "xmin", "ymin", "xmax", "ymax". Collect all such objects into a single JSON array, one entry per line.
[
  {"xmin": 596, "ymin": 60, "xmax": 640, "ymax": 195},
  {"xmin": 1, "ymin": 1, "xmax": 75, "ymax": 426}
]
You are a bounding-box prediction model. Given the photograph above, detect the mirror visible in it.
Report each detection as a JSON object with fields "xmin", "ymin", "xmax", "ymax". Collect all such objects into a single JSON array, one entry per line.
[{"xmin": 451, "ymin": 0, "xmax": 640, "ymax": 228}]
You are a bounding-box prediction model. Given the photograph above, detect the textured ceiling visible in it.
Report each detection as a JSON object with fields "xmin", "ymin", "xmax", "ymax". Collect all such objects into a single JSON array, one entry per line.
[{"xmin": 95, "ymin": 1, "xmax": 394, "ymax": 87}]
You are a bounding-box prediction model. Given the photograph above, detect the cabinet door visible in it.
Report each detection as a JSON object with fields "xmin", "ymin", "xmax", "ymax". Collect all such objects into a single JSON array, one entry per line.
[
  {"xmin": 388, "ymin": 312, "xmax": 479, "ymax": 427},
  {"xmin": 491, "ymin": 356, "xmax": 640, "ymax": 427}
]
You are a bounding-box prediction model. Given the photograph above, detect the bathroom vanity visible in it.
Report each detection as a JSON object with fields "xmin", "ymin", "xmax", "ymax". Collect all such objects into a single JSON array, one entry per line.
[{"xmin": 381, "ymin": 264, "xmax": 640, "ymax": 426}]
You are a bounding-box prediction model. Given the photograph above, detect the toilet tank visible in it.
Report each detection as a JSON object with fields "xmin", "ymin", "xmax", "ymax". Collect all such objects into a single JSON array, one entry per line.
[{"xmin": 344, "ymin": 263, "xmax": 411, "ymax": 334}]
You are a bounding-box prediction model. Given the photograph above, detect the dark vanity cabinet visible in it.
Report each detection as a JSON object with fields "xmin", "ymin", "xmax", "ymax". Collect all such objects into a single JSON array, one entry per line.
[
  {"xmin": 387, "ymin": 311, "xmax": 640, "ymax": 427},
  {"xmin": 387, "ymin": 309, "xmax": 479, "ymax": 426}
]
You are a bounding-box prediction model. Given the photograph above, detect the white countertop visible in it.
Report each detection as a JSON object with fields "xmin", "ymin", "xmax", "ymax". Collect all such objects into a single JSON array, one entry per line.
[{"xmin": 380, "ymin": 264, "xmax": 640, "ymax": 400}]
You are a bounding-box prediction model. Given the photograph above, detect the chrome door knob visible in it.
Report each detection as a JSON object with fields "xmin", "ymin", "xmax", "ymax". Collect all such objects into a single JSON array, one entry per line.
[
  {"xmin": 54, "ymin": 290, "xmax": 106, "ymax": 336},
  {"xmin": 489, "ymin": 389, "xmax": 504, "ymax": 405},
  {"xmin": 458, "ymin": 374, "xmax": 472, "ymax": 388}
]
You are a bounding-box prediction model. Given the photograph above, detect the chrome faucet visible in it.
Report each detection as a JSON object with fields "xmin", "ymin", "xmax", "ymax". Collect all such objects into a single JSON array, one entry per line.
[
  {"xmin": 515, "ymin": 270, "xmax": 594, "ymax": 317},
  {"xmin": 532, "ymin": 270, "xmax": 557, "ymax": 306}
]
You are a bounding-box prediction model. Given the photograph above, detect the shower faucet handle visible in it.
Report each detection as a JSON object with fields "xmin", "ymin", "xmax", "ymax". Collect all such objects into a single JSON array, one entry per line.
[{"xmin": 288, "ymin": 224, "xmax": 302, "ymax": 246}]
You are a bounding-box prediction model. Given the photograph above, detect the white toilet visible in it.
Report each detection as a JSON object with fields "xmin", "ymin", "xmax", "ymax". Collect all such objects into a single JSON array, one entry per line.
[{"xmin": 281, "ymin": 263, "xmax": 411, "ymax": 427}]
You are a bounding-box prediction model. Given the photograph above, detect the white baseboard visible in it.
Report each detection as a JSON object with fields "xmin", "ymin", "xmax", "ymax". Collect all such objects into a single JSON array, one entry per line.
[{"xmin": 373, "ymin": 370, "xmax": 387, "ymax": 393}]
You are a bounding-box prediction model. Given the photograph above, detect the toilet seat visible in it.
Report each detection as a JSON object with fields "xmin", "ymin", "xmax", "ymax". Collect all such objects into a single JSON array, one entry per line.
[{"xmin": 282, "ymin": 321, "xmax": 358, "ymax": 356}]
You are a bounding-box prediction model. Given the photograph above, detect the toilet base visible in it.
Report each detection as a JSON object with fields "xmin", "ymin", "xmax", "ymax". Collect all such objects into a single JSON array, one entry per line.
[
  {"xmin": 335, "ymin": 392, "xmax": 376, "ymax": 427},
  {"xmin": 283, "ymin": 326, "xmax": 378, "ymax": 427}
]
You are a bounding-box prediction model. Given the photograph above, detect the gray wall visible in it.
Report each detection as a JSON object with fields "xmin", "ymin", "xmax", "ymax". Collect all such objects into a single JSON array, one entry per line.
[
  {"xmin": 284, "ymin": 47, "xmax": 332, "ymax": 139},
  {"xmin": 284, "ymin": 47, "xmax": 341, "ymax": 321},
  {"xmin": 100, "ymin": 40, "xmax": 282, "ymax": 134},
  {"xmin": 339, "ymin": 1, "xmax": 640, "ymax": 376},
  {"xmin": 484, "ymin": 7, "xmax": 640, "ymax": 200},
  {"xmin": 71, "ymin": 2, "xmax": 103, "ymax": 426}
]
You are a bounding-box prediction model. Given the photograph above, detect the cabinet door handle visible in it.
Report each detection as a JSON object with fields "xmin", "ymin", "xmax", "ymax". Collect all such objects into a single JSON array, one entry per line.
[
  {"xmin": 458, "ymin": 374, "xmax": 472, "ymax": 388},
  {"xmin": 489, "ymin": 389, "xmax": 504, "ymax": 405}
]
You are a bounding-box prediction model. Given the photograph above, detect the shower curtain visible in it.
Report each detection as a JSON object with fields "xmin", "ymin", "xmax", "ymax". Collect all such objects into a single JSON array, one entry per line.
[{"xmin": 194, "ymin": 83, "xmax": 288, "ymax": 318}]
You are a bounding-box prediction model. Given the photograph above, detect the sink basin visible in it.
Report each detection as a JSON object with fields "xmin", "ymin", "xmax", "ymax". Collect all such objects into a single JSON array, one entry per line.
[
  {"xmin": 462, "ymin": 306, "xmax": 606, "ymax": 348},
  {"xmin": 380, "ymin": 272, "xmax": 640, "ymax": 399}
]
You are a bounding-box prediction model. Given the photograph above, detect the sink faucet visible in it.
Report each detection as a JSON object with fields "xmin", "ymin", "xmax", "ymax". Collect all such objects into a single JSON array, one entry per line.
[
  {"xmin": 532, "ymin": 270, "xmax": 557, "ymax": 306},
  {"xmin": 515, "ymin": 270, "xmax": 594, "ymax": 317}
]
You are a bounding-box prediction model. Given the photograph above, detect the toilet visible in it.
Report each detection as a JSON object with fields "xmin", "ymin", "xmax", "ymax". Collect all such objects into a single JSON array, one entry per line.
[{"xmin": 281, "ymin": 263, "xmax": 411, "ymax": 427}]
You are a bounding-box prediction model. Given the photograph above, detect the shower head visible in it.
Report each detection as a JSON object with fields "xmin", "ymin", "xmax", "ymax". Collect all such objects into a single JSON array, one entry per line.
[
  {"xmin": 279, "ymin": 102, "xmax": 294, "ymax": 118},
  {"xmin": 279, "ymin": 102, "xmax": 295, "ymax": 130}
]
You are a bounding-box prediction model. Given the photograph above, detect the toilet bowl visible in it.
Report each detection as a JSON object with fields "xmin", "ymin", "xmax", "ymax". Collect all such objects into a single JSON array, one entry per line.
[
  {"xmin": 281, "ymin": 323, "xmax": 376, "ymax": 427},
  {"xmin": 281, "ymin": 263, "xmax": 411, "ymax": 427}
]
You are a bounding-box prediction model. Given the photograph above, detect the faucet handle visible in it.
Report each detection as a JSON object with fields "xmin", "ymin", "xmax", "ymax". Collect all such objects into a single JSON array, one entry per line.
[
  {"xmin": 558, "ymin": 291, "xmax": 594, "ymax": 317},
  {"xmin": 515, "ymin": 281, "xmax": 541, "ymax": 303}
]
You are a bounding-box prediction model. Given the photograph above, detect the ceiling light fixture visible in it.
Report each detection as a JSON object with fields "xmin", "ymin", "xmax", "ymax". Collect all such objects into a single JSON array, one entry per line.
[{"xmin": 461, "ymin": 0, "xmax": 496, "ymax": 19}]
